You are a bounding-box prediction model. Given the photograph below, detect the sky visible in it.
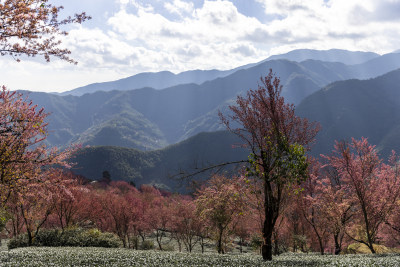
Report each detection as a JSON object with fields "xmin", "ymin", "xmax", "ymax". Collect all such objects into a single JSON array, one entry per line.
[{"xmin": 1, "ymin": 0, "xmax": 400, "ymax": 93}]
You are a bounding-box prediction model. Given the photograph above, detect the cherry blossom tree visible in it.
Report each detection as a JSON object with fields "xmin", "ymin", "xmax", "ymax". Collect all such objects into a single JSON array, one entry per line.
[
  {"xmin": 323, "ymin": 138, "xmax": 400, "ymax": 253},
  {"xmin": 6, "ymin": 168, "xmax": 77, "ymax": 245},
  {"xmin": 299, "ymin": 160, "xmax": 330, "ymax": 255},
  {"xmin": 317, "ymin": 165, "xmax": 353, "ymax": 255},
  {"xmin": 0, "ymin": 0, "xmax": 90, "ymax": 63},
  {"xmin": 195, "ymin": 175, "xmax": 248, "ymax": 254},
  {"xmin": 146, "ymin": 194, "xmax": 172, "ymax": 251},
  {"xmin": 49, "ymin": 171, "xmax": 88, "ymax": 231},
  {"xmin": 0, "ymin": 88, "xmax": 75, "ymax": 205},
  {"xmin": 170, "ymin": 196, "xmax": 201, "ymax": 252}
]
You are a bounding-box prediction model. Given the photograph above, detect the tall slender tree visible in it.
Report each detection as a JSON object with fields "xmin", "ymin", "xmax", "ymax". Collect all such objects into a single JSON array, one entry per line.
[{"xmin": 219, "ymin": 69, "xmax": 319, "ymax": 260}]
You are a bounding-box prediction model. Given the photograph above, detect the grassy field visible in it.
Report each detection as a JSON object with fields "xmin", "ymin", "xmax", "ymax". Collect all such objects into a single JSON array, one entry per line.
[{"xmin": 1, "ymin": 247, "xmax": 400, "ymax": 266}]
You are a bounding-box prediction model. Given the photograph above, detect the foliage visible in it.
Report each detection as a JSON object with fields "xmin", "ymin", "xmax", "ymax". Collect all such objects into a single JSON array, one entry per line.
[
  {"xmin": 140, "ymin": 240, "xmax": 155, "ymax": 250},
  {"xmin": 8, "ymin": 227, "xmax": 121, "ymax": 249},
  {"xmin": 0, "ymin": 0, "xmax": 90, "ymax": 63}
]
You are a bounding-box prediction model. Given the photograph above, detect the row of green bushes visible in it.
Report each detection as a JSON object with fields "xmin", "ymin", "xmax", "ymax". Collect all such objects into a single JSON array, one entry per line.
[{"xmin": 8, "ymin": 228, "xmax": 121, "ymax": 249}]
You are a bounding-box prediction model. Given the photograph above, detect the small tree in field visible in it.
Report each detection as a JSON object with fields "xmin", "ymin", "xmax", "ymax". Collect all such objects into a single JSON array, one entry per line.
[
  {"xmin": 195, "ymin": 175, "xmax": 247, "ymax": 254},
  {"xmin": 298, "ymin": 160, "xmax": 330, "ymax": 255},
  {"xmin": 219, "ymin": 69, "xmax": 319, "ymax": 260},
  {"xmin": 0, "ymin": 0, "xmax": 90, "ymax": 63}
]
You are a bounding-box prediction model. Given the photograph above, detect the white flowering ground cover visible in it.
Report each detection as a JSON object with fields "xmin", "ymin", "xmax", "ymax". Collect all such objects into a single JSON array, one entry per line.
[{"xmin": 1, "ymin": 248, "xmax": 400, "ymax": 267}]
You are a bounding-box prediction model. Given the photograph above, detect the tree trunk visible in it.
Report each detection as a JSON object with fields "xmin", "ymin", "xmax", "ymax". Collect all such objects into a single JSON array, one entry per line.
[
  {"xmin": 200, "ymin": 236, "xmax": 205, "ymax": 253},
  {"xmin": 262, "ymin": 211, "xmax": 274, "ymax": 261},
  {"xmin": 334, "ymin": 233, "xmax": 341, "ymax": 255},
  {"xmin": 273, "ymin": 233, "xmax": 279, "ymax": 255},
  {"xmin": 262, "ymin": 237, "xmax": 273, "ymax": 261},
  {"xmin": 368, "ymin": 243, "xmax": 376, "ymax": 254},
  {"xmin": 262, "ymin": 180, "xmax": 277, "ymax": 261},
  {"xmin": 27, "ymin": 230, "xmax": 33, "ymax": 246},
  {"xmin": 217, "ymin": 225, "xmax": 224, "ymax": 254},
  {"xmin": 318, "ymin": 236, "xmax": 324, "ymax": 255}
]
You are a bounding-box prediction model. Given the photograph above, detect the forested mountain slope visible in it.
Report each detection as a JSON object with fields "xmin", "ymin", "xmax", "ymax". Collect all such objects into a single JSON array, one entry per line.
[{"xmin": 297, "ymin": 68, "xmax": 400, "ymax": 158}]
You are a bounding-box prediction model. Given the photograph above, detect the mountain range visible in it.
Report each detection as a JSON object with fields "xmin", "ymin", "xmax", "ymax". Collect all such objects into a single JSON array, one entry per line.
[
  {"xmin": 60, "ymin": 49, "xmax": 381, "ymax": 96},
  {"xmin": 19, "ymin": 49, "xmax": 400, "ymax": 190},
  {"xmin": 25, "ymin": 50, "xmax": 400, "ymax": 150}
]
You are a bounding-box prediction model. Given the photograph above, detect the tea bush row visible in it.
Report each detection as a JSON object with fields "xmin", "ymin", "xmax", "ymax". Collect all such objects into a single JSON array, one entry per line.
[
  {"xmin": 8, "ymin": 228, "xmax": 121, "ymax": 249},
  {"xmin": 2, "ymin": 247, "xmax": 400, "ymax": 267}
]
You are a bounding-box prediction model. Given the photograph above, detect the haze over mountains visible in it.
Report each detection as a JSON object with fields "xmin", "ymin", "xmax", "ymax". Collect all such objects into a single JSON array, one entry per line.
[{"xmin": 22, "ymin": 49, "xmax": 400, "ymax": 189}]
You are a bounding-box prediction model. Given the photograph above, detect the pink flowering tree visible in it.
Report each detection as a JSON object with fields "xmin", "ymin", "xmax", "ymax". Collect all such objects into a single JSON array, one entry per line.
[{"xmin": 323, "ymin": 138, "xmax": 400, "ymax": 253}]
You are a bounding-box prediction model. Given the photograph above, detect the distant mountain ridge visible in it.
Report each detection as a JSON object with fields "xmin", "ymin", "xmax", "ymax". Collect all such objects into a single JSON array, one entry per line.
[
  {"xmin": 267, "ymin": 49, "xmax": 379, "ymax": 65},
  {"xmin": 60, "ymin": 69, "xmax": 237, "ymax": 96},
  {"xmin": 60, "ymin": 49, "xmax": 381, "ymax": 97}
]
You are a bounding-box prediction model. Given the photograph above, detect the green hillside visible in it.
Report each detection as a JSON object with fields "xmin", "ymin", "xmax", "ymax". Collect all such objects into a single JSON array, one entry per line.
[{"xmin": 71, "ymin": 131, "xmax": 248, "ymax": 192}]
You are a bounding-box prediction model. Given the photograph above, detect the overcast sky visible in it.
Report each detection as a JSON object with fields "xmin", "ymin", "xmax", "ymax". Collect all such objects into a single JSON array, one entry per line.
[{"xmin": 2, "ymin": 0, "xmax": 400, "ymax": 93}]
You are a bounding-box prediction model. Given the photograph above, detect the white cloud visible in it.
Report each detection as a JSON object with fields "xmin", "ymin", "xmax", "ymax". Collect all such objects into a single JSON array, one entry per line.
[
  {"xmin": 106, "ymin": 0, "xmax": 269, "ymax": 72},
  {"xmin": 164, "ymin": 0, "xmax": 194, "ymax": 17},
  {"xmin": 2, "ymin": 0, "xmax": 400, "ymax": 92},
  {"xmin": 254, "ymin": 0, "xmax": 400, "ymax": 55}
]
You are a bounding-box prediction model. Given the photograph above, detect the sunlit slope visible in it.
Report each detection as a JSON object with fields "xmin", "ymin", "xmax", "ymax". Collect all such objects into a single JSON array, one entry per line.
[{"xmin": 297, "ymin": 69, "xmax": 400, "ymax": 158}]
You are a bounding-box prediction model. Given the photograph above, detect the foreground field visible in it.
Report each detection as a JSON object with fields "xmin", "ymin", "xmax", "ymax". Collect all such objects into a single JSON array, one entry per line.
[{"xmin": 1, "ymin": 247, "xmax": 400, "ymax": 267}]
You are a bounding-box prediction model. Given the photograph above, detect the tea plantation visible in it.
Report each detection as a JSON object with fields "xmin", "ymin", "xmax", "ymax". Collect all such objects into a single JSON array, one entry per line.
[{"xmin": 1, "ymin": 247, "xmax": 400, "ymax": 266}]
